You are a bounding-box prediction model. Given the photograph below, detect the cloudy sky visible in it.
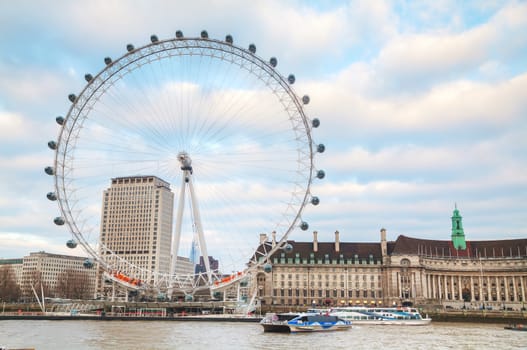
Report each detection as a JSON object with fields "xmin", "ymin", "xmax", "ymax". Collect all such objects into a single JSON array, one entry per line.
[{"xmin": 0, "ymin": 0, "xmax": 526, "ymax": 263}]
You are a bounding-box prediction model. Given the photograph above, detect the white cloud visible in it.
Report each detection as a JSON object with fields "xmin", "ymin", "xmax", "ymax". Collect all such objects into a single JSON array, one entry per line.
[
  {"xmin": 0, "ymin": 0, "xmax": 525, "ymax": 263},
  {"xmin": 0, "ymin": 151, "xmax": 52, "ymax": 172},
  {"xmin": 0, "ymin": 66, "xmax": 67, "ymax": 107},
  {"xmin": 307, "ymin": 71, "xmax": 527, "ymax": 141},
  {"xmin": 326, "ymin": 128, "xmax": 527, "ymax": 177},
  {"xmin": 0, "ymin": 1, "xmax": 393, "ymax": 78},
  {"xmin": 336, "ymin": 1, "xmax": 527, "ymax": 95},
  {"xmin": 0, "ymin": 232, "xmax": 79, "ymax": 259},
  {"xmin": 0, "ymin": 111, "xmax": 27, "ymax": 141},
  {"xmin": 304, "ymin": 173, "xmax": 527, "ymax": 243}
]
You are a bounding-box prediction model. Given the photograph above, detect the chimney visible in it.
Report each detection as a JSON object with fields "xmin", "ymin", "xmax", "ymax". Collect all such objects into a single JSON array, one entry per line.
[
  {"xmin": 380, "ymin": 228, "xmax": 387, "ymax": 257},
  {"xmin": 259, "ymin": 233, "xmax": 268, "ymax": 244},
  {"xmin": 313, "ymin": 231, "xmax": 318, "ymax": 252},
  {"xmin": 272, "ymin": 231, "xmax": 277, "ymax": 247},
  {"xmin": 335, "ymin": 230, "xmax": 340, "ymax": 252}
]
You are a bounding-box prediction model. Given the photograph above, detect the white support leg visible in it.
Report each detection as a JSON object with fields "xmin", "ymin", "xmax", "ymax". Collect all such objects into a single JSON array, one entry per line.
[
  {"xmin": 187, "ymin": 175, "xmax": 212, "ymax": 284},
  {"xmin": 170, "ymin": 175, "xmax": 188, "ymax": 287},
  {"xmin": 170, "ymin": 151, "xmax": 213, "ymax": 295}
]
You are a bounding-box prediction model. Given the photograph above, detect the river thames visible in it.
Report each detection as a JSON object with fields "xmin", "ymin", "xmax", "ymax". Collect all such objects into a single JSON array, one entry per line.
[{"xmin": 1, "ymin": 320, "xmax": 526, "ymax": 349}]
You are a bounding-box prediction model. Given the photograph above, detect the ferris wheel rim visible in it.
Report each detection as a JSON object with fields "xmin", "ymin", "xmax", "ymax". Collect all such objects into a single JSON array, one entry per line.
[{"xmin": 51, "ymin": 33, "xmax": 319, "ymax": 291}]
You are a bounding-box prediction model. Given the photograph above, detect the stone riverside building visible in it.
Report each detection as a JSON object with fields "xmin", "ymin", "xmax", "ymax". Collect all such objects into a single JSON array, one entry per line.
[{"xmin": 254, "ymin": 207, "xmax": 527, "ymax": 310}]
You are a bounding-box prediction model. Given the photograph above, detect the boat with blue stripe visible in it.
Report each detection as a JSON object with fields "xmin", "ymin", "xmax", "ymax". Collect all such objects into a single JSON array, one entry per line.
[
  {"xmin": 308, "ymin": 307, "xmax": 431, "ymax": 326},
  {"xmin": 261, "ymin": 312, "xmax": 352, "ymax": 333}
]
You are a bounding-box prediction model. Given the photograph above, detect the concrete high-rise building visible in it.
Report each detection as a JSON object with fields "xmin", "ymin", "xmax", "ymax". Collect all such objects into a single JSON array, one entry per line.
[
  {"xmin": 174, "ymin": 256, "xmax": 195, "ymax": 277},
  {"xmin": 0, "ymin": 258, "xmax": 23, "ymax": 301},
  {"xmin": 97, "ymin": 175, "xmax": 174, "ymax": 295},
  {"xmin": 20, "ymin": 252, "xmax": 96, "ymax": 300},
  {"xmin": 0, "ymin": 258, "xmax": 23, "ymax": 285},
  {"xmin": 196, "ymin": 256, "xmax": 219, "ymax": 275}
]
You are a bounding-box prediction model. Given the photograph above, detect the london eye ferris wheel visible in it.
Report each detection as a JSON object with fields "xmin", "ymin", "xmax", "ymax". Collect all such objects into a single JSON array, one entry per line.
[{"xmin": 45, "ymin": 30, "xmax": 325, "ymax": 296}]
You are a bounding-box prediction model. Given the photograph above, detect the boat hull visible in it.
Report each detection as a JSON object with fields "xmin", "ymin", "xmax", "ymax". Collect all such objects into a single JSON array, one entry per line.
[
  {"xmin": 504, "ymin": 324, "xmax": 527, "ymax": 331},
  {"xmin": 261, "ymin": 323, "xmax": 292, "ymax": 333},
  {"xmin": 261, "ymin": 312, "xmax": 352, "ymax": 333},
  {"xmin": 351, "ymin": 318, "xmax": 432, "ymax": 326},
  {"xmin": 288, "ymin": 323, "xmax": 352, "ymax": 332}
]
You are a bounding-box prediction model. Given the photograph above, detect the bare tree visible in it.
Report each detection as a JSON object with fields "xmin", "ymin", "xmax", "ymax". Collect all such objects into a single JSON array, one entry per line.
[
  {"xmin": 55, "ymin": 269, "xmax": 92, "ymax": 299},
  {"xmin": 0, "ymin": 265, "xmax": 21, "ymax": 302},
  {"xmin": 22, "ymin": 270, "xmax": 53, "ymax": 301}
]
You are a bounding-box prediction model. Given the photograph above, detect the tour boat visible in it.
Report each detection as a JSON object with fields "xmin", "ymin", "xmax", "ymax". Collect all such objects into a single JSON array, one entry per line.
[
  {"xmin": 308, "ymin": 306, "xmax": 431, "ymax": 326},
  {"xmin": 261, "ymin": 312, "xmax": 352, "ymax": 333},
  {"xmin": 504, "ymin": 324, "xmax": 527, "ymax": 331}
]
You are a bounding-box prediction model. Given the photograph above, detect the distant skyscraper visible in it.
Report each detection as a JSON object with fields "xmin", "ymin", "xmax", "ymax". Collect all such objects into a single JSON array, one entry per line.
[
  {"xmin": 189, "ymin": 235, "xmax": 199, "ymax": 265},
  {"xmin": 195, "ymin": 255, "xmax": 219, "ymax": 275},
  {"xmin": 97, "ymin": 176, "xmax": 174, "ymax": 294}
]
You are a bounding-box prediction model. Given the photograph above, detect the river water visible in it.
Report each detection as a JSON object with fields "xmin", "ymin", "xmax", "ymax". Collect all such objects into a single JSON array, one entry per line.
[{"xmin": 1, "ymin": 320, "xmax": 526, "ymax": 350}]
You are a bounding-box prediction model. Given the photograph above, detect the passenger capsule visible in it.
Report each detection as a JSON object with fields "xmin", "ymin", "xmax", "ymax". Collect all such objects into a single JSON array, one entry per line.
[
  {"xmin": 316, "ymin": 170, "xmax": 326, "ymax": 179},
  {"xmin": 126, "ymin": 44, "xmax": 134, "ymax": 52},
  {"xmin": 248, "ymin": 44, "xmax": 256, "ymax": 54},
  {"xmin": 200, "ymin": 30, "xmax": 208, "ymax": 39},
  {"xmin": 287, "ymin": 74, "xmax": 295, "ymax": 84},
  {"xmin": 302, "ymin": 95, "xmax": 310, "ymax": 105},
  {"xmin": 284, "ymin": 243, "xmax": 293, "ymax": 253},
  {"xmin": 44, "ymin": 166, "xmax": 54, "ymax": 175},
  {"xmin": 55, "ymin": 116, "xmax": 65, "ymax": 125},
  {"xmin": 68, "ymin": 94, "xmax": 76, "ymax": 103},
  {"xmin": 83, "ymin": 259, "xmax": 94, "ymax": 269},
  {"xmin": 317, "ymin": 144, "xmax": 325, "ymax": 153},
  {"xmin": 150, "ymin": 34, "xmax": 158, "ymax": 43},
  {"xmin": 312, "ymin": 118, "xmax": 320, "ymax": 128},
  {"xmin": 47, "ymin": 141, "xmax": 57, "ymax": 150},
  {"xmin": 311, "ymin": 196, "xmax": 320, "ymax": 206},
  {"xmin": 66, "ymin": 239, "xmax": 77, "ymax": 249},
  {"xmin": 263, "ymin": 263, "xmax": 272, "ymax": 273},
  {"xmin": 300, "ymin": 221, "xmax": 309, "ymax": 231},
  {"xmin": 225, "ymin": 34, "xmax": 233, "ymax": 44},
  {"xmin": 176, "ymin": 30, "xmax": 183, "ymax": 38},
  {"xmin": 54, "ymin": 217, "xmax": 65, "ymax": 225},
  {"xmin": 269, "ymin": 57, "xmax": 277, "ymax": 67},
  {"xmin": 84, "ymin": 74, "xmax": 93, "ymax": 82},
  {"xmin": 104, "ymin": 57, "xmax": 112, "ymax": 65},
  {"xmin": 46, "ymin": 192, "xmax": 57, "ymax": 201}
]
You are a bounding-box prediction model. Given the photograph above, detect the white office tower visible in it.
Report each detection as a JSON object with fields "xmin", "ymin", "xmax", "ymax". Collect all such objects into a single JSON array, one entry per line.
[{"xmin": 97, "ymin": 176, "xmax": 174, "ymax": 296}]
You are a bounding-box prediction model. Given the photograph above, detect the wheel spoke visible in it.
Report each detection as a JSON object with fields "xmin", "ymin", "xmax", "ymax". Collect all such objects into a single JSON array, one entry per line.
[{"xmin": 49, "ymin": 33, "xmax": 322, "ymax": 299}]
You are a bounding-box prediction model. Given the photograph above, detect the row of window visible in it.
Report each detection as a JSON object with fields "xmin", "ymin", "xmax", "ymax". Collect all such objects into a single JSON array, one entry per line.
[
  {"xmin": 274, "ymin": 258, "xmax": 382, "ymax": 265},
  {"xmin": 111, "ymin": 176, "xmax": 157, "ymax": 184},
  {"xmin": 275, "ymin": 282, "xmax": 379, "ymax": 289},
  {"xmin": 103, "ymin": 216, "xmax": 155, "ymax": 220},
  {"xmin": 272, "ymin": 266, "xmax": 382, "ymax": 272},
  {"xmin": 272, "ymin": 288, "xmax": 382, "ymax": 298},
  {"xmin": 275, "ymin": 273, "xmax": 381, "ymax": 281},
  {"xmin": 108, "ymin": 192, "xmax": 156, "ymax": 197}
]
